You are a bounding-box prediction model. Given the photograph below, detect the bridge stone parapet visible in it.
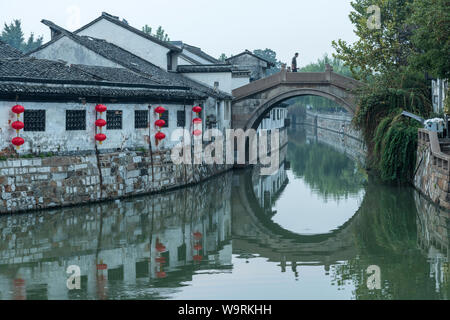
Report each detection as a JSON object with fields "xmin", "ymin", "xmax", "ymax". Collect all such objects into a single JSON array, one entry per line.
[{"xmin": 232, "ymin": 68, "xmax": 362, "ymax": 131}]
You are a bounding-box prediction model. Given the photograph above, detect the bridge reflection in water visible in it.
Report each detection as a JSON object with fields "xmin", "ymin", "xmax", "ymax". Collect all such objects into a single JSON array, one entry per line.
[{"xmin": 0, "ymin": 124, "xmax": 448, "ymax": 299}]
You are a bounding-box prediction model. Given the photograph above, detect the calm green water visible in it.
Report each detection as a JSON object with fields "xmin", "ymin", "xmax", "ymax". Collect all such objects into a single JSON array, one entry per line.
[{"xmin": 0, "ymin": 125, "xmax": 448, "ymax": 300}]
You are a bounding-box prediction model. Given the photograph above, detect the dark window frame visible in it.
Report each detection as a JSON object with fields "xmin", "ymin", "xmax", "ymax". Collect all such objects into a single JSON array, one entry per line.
[
  {"xmin": 107, "ymin": 110, "xmax": 123, "ymax": 130},
  {"xmin": 160, "ymin": 110, "xmax": 169, "ymax": 128},
  {"xmin": 24, "ymin": 110, "xmax": 46, "ymax": 132},
  {"xmin": 177, "ymin": 110, "xmax": 186, "ymax": 127},
  {"xmin": 135, "ymin": 110, "xmax": 149, "ymax": 129},
  {"xmin": 65, "ymin": 110, "xmax": 86, "ymax": 131}
]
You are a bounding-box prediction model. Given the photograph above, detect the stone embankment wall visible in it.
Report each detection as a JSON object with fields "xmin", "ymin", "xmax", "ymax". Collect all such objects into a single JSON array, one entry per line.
[
  {"xmin": 302, "ymin": 111, "xmax": 367, "ymax": 165},
  {"xmin": 414, "ymin": 129, "xmax": 450, "ymax": 210},
  {"xmin": 0, "ymin": 149, "xmax": 231, "ymax": 214}
]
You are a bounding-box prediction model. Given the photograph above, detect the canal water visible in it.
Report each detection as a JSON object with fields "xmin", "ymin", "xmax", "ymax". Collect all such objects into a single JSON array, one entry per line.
[{"xmin": 0, "ymin": 124, "xmax": 448, "ymax": 300}]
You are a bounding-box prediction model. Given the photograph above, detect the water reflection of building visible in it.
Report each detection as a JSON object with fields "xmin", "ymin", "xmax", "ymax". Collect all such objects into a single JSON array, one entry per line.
[
  {"xmin": 415, "ymin": 191, "xmax": 450, "ymax": 296},
  {"xmin": 252, "ymin": 160, "xmax": 289, "ymax": 216},
  {"xmin": 0, "ymin": 173, "xmax": 233, "ymax": 300}
]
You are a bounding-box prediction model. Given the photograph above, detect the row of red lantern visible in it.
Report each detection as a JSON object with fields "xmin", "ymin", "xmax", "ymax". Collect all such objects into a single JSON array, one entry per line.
[
  {"xmin": 155, "ymin": 239, "xmax": 167, "ymax": 279},
  {"xmin": 95, "ymin": 104, "xmax": 107, "ymax": 144},
  {"xmin": 11, "ymin": 105, "xmax": 25, "ymax": 149},
  {"xmin": 10, "ymin": 104, "xmax": 203, "ymax": 150},
  {"xmin": 193, "ymin": 232, "xmax": 203, "ymax": 262},
  {"xmin": 154, "ymin": 106, "xmax": 166, "ymax": 146}
]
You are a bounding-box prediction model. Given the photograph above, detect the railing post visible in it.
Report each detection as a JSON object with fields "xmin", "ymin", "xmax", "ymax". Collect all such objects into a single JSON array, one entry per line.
[{"xmin": 325, "ymin": 63, "xmax": 333, "ymax": 82}]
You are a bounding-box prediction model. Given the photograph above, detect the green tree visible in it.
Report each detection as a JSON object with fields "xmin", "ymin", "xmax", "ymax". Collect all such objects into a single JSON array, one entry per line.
[
  {"xmin": 408, "ymin": 0, "xmax": 450, "ymax": 79},
  {"xmin": 155, "ymin": 26, "xmax": 170, "ymax": 42},
  {"xmin": 332, "ymin": 0, "xmax": 415, "ymax": 80},
  {"xmin": 218, "ymin": 53, "xmax": 227, "ymax": 62},
  {"xmin": 0, "ymin": 19, "xmax": 43, "ymax": 53},
  {"xmin": 141, "ymin": 24, "xmax": 170, "ymax": 42},
  {"xmin": 299, "ymin": 53, "xmax": 353, "ymax": 77},
  {"xmin": 142, "ymin": 24, "xmax": 152, "ymax": 35}
]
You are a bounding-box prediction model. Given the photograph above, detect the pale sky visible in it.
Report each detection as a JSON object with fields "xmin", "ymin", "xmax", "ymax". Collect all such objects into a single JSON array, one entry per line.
[{"xmin": 0, "ymin": 0, "xmax": 357, "ymax": 66}]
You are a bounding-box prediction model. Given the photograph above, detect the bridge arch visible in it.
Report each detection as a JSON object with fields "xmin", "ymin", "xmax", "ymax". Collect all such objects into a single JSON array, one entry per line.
[
  {"xmin": 246, "ymin": 88, "xmax": 355, "ymax": 130},
  {"xmin": 231, "ymin": 68, "xmax": 362, "ymax": 130}
]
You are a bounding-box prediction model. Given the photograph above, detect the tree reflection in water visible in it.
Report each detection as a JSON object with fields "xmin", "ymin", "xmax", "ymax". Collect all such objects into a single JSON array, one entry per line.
[{"xmin": 287, "ymin": 127, "xmax": 367, "ymax": 201}]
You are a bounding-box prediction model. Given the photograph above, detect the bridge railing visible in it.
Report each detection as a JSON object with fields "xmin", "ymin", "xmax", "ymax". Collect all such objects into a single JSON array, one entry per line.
[{"xmin": 232, "ymin": 70, "xmax": 361, "ymax": 101}]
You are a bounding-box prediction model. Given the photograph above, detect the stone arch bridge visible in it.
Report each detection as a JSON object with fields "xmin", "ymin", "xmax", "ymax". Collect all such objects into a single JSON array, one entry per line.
[{"xmin": 231, "ymin": 66, "xmax": 362, "ymax": 130}]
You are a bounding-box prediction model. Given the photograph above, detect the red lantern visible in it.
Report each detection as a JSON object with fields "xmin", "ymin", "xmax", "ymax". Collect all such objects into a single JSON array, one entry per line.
[
  {"xmin": 95, "ymin": 104, "xmax": 107, "ymax": 114},
  {"xmin": 156, "ymin": 271, "xmax": 167, "ymax": 279},
  {"xmin": 193, "ymin": 255, "xmax": 203, "ymax": 262},
  {"xmin": 193, "ymin": 118, "xmax": 202, "ymax": 124},
  {"xmin": 194, "ymin": 244, "xmax": 202, "ymax": 251},
  {"xmin": 193, "ymin": 232, "xmax": 202, "ymax": 239},
  {"xmin": 12, "ymin": 137, "xmax": 24, "ymax": 149},
  {"xmin": 11, "ymin": 121, "xmax": 24, "ymax": 133},
  {"xmin": 96, "ymin": 264, "xmax": 108, "ymax": 270},
  {"xmin": 155, "ymin": 119, "xmax": 166, "ymax": 128},
  {"xmin": 12, "ymin": 105, "xmax": 25, "ymax": 118},
  {"xmin": 95, "ymin": 133, "xmax": 107, "ymax": 145},
  {"xmin": 155, "ymin": 257, "xmax": 166, "ymax": 264},
  {"xmin": 193, "ymin": 129, "xmax": 202, "ymax": 137},
  {"xmin": 155, "ymin": 106, "xmax": 166, "ymax": 118},
  {"xmin": 193, "ymin": 106, "xmax": 202, "ymax": 114},
  {"xmin": 95, "ymin": 119, "xmax": 107, "ymax": 127},
  {"xmin": 156, "ymin": 242, "xmax": 166, "ymax": 253},
  {"xmin": 155, "ymin": 132, "xmax": 166, "ymax": 144}
]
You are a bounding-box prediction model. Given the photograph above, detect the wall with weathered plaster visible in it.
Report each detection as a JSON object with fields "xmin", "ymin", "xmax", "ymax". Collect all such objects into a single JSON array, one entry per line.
[
  {"xmin": 303, "ymin": 111, "xmax": 367, "ymax": 165},
  {"xmin": 227, "ymin": 54, "xmax": 269, "ymax": 81},
  {"xmin": 76, "ymin": 19, "xmax": 171, "ymax": 70},
  {"xmin": 231, "ymin": 75, "xmax": 250, "ymax": 90},
  {"xmin": 0, "ymin": 149, "xmax": 232, "ymax": 213},
  {"xmin": 0, "ymin": 101, "xmax": 193, "ymax": 155},
  {"xmin": 182, "ymin": 72, "xmax": 233, "ymax": 94}
]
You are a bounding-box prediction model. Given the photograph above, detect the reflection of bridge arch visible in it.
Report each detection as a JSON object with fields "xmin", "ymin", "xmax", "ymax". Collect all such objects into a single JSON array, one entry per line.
[
  {"xmin": 232, "ymin": 69, "xmax": 361, "ymax": 130},
  {"xmin": 232, "ymin": 168, "xmax": 363, "ymax": 264}
]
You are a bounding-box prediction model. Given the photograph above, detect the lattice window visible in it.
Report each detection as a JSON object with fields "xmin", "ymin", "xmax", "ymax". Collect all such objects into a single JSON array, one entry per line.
[
  {"xmin": 135, "ymin": 110, "xmax": 148, "ymax": 129},
  {"xmin": 24, "ymin": 110, "xmax": 46, "ymax": 132},
  {"xmin": 177, "ymin": 110, "xmax": 186, "ymax": 127},
  {"xmin": 66, "ymin": 110, "xmax": 86, "ymax": 131},
  {"xmin": 107, "ymin": 110, "xmax": 123, "ymax": 130},
  {"xmin": 160, "ymin": 110, "xmax": 169, "ymax": 128}
]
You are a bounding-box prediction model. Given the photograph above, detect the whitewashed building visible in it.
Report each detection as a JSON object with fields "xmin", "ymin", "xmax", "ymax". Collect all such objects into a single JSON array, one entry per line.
[{"xmin": 0, "ymin": 54, "xmax": 206, "ymax": 156}]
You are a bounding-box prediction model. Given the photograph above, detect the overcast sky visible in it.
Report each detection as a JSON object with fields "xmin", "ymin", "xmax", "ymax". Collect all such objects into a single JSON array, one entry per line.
[{"xmin": 0, "ymin": 0, "xmax": 357, "ymax": 66}]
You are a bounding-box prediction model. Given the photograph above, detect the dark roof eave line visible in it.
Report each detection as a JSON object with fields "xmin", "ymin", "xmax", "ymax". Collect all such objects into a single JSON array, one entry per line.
[{"xmin": 0, "ymin": 76, "xmax": 193, "ymax": 91}]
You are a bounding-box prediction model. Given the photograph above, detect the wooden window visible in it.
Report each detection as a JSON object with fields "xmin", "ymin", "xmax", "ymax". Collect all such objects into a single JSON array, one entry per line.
[
  {"xmin": 107, "ymin": 110, "xmax": 123, "ymax": 130},
  {"xmin": 177, "ymin": 110, "xmax": 186, "ymax": 127},
  {"xmin": 24, "ymin": 110, "xmax": 45, "ymax": 132},
  {"xmin": 66, "ymin": 110, "xmax": 86, "ymax": 131},
  {"xmin": 135, "ymin": 110, "xmax": 148, "ymax": 129},
  {"xmin": 160, "ymin": 110, "xmax": 169, "ymax": 128}
]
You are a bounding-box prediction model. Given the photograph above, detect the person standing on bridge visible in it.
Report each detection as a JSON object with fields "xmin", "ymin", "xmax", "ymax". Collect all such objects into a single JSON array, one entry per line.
[{"xmin": 291, "ymin": 52, "xmax": 299, "ymax": 72}]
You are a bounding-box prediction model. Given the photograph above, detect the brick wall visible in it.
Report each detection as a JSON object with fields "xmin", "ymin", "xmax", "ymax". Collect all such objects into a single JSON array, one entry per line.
[{"xmin": 0, "ymin": 150, "xmax": 232, "ymax": 213}]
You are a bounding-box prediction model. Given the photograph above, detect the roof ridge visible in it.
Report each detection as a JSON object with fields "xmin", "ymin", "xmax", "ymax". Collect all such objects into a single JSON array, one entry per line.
[{"xmin": 73, "ymin": 13, "xmax": 181, "ymax": 53}]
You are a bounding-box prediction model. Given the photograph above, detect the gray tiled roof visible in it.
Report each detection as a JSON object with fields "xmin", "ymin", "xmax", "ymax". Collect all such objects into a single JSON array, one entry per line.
[
  {"xmin": 0, "ymin": 57, "xmax": 205, "ymax": 101},
  {"xmin": 32, "ymin": 20, "xmax": 232, "ymax": 100},
  {"xmin": 171, "ymin": 41, "xmax": 220, "ymax": 64},
  {"xmin": 226, "ymin": 50, "xmax": 275, "ymax": 67},
  {"xmin": 71, "ymin": 64, "xmax": 161, "ymax": 85},
  {"xmin": 177, "ymin": 64, "xmax": 236, "ymax": 73},
  {"xmin": 0, "ymin": 57, "xmax": 100, "ymax": 81},
  {"xmin": 0, "ymin": 81, "xmax": 202, "ymax": 102},
  {"xmin": 0, "ymin": 40, "xmax": 23, "ymax": 59}
]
